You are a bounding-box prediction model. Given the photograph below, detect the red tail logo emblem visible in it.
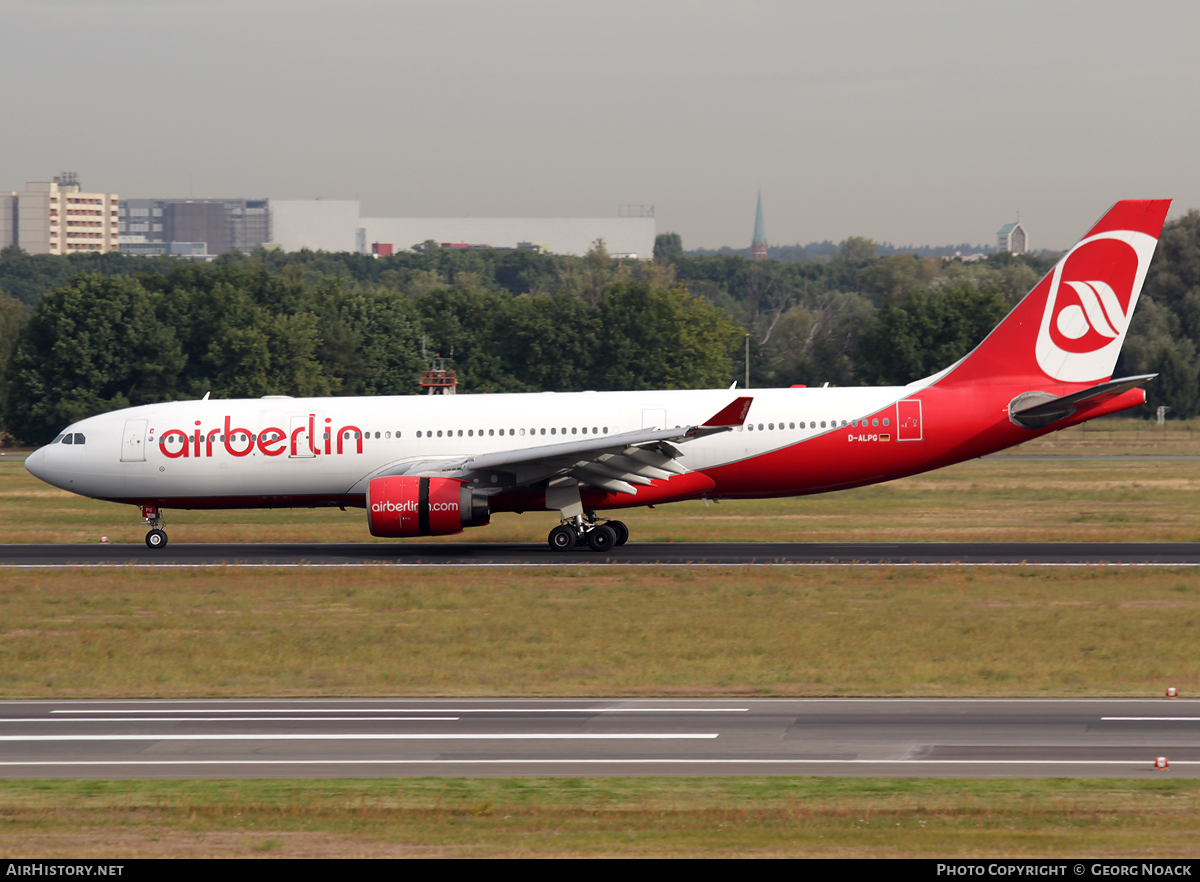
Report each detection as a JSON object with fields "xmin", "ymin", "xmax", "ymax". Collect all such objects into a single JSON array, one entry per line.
[
  {"xmin": 1047, "ymin": 238, "xmax": 1139, "ymax": 353},
  {"xmin": 1035, "ymin": 230, "xmax": 1158, "ymax": 382}
]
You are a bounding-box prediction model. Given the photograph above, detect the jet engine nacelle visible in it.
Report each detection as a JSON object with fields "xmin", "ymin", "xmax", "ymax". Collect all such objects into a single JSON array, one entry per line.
[{"xmin": 366, "ymin": 476, "xmax": 490, "ymax": 537}]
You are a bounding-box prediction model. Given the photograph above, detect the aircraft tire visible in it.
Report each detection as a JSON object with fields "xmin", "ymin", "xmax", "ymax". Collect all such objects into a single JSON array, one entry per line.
[
  {"xmin": 609, "ymin": 521, "xmax": 629, "ymax": 546},
  {"xmin": 587, "ymin": 524, "xmax": 617, "ymax": 553},
  {"xmin": 145, "ymin": 529, "xmax": 168, "ymax": 550},
  {"xmin": 548, "ymin": 525, "xmax": 577, "ymax": 552}
]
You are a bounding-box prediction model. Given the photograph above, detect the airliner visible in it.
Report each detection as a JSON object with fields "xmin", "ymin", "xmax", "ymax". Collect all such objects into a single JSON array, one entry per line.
[{"xmin": 24, "ymin": 200, "xmax": 1170, "ymax": 552}]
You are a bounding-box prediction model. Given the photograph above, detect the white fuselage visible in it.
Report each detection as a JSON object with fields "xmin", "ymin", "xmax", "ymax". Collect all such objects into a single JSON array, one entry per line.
[{"xmin": 27, "ymin": 385, "xmax": 912, "ymax": 508}]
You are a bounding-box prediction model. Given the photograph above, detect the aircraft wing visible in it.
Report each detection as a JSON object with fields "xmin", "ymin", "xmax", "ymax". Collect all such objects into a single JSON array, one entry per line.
[{"xmin": 378, "ymin": 396, "xmax": 752, "ymax": 495}]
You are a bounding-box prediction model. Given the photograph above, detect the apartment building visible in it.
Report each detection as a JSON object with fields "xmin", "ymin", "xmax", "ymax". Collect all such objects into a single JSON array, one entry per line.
[{"xmin": 0, "ymin": 174, "xmax": 119, "ymax": 255}]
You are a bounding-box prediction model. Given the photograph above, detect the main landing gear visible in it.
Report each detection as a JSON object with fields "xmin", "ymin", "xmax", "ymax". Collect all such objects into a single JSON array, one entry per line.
[
  {"xmin": 142, "ymin": 505, "xmax": 168, "ymax": 549},
  {"xmin": 547, "ymin": 513, "xmax": 629, "ymax": 553}
]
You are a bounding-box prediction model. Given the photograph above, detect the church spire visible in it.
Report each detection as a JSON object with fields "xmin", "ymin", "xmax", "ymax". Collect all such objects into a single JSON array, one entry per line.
[{"xmin": 752, "ymin": 191, "xmax": 768, "ymax": 260}]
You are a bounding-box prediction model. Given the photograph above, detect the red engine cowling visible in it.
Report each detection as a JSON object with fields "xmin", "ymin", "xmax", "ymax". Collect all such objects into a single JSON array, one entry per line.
[{"xmin": 367, "ymin": 476, "xmax": 490, "ymax": 537}]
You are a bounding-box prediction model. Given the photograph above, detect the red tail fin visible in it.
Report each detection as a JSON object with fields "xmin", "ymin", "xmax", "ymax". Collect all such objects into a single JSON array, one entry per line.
[{"xmin": 938, "ymin": 200, "xmax": 1171, "ymax": 388}]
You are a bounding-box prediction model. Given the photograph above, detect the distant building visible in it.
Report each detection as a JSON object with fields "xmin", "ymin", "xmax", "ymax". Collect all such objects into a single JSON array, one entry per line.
[
  {"xmin": 118, "ymin": 237, "xmax": 210, "ymax": 258},
  {"xmin": 752, "ymin": 192, "xmax": 767, "ymax": 260},
  {"xmin": 997, "ymin": 222, "xmax": 1027, "ymax": 254},
  {"xmin": 271, "ymin": 200, "xmax": 655, "ymax": 257},
  {"xmin": 0, "ymin": 174, "xmax": 119, "ymax": 255},
  {"xmin": 118, "ymin": 198, "xmax": 272, "ymax": 256}
]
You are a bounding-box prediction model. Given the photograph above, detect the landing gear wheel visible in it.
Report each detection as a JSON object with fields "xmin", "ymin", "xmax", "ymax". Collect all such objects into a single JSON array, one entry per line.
[
  {"xmin": 145, "ymin": 529, "xmax": 168, "ymax": 550},
  {"xmin": 548, "ymin": 524, "xmax": 577, "ymax": 552},
  {"xmin": 587, "ymin": 524, "xmax": 617, "ymax": 552},
  {"xmin": 608, "ymin": 520, "xmax": 629, "ymax": 547}
]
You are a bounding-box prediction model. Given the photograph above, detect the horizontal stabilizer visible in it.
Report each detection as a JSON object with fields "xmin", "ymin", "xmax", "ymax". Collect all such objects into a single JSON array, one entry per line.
[{"xmin": 1010, "ymin": 374, "xmax": 1156, "ymax": 428}]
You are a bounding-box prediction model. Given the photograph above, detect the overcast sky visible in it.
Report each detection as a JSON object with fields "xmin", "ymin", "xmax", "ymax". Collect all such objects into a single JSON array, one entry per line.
[{"xmin": 5, "ymin": 0, "xmax": 1199, "ymax": 251}]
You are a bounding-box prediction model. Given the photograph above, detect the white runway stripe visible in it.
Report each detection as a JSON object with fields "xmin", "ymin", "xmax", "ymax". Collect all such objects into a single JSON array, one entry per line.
[
  {"xmin": 0, "ymin": 733, "xmax": 719, "ymax": 742},
  {"xmin": 3, "ymin": 717, "xmax": 460, "ymax": 723},
  {"xmin": 50, "ymin": 707, "xmax": 748, "ymax": 714}
]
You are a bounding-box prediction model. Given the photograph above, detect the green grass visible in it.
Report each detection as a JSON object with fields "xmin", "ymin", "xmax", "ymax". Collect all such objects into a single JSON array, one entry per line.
[
  {"xmin": 1, "ymin": 567, "xmax": 1196, "ymax": 698},
  {"xmin": 0, "ymin": 777, "xmax": 1196, "ymax": 857}
]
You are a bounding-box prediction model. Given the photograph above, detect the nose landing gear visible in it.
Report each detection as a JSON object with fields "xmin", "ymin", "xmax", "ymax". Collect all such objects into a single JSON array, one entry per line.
[
  {"xmin": 141, "ymin": 505, "xmax": 168, "ymax": 549},
  {"xmin": 546, "ymin": 513, "xmax": 629, "ymax": 553}
]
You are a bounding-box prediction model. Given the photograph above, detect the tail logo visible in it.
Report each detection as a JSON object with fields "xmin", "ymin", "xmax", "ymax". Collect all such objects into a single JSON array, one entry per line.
[
  {"xmin": 1055, "ymin": 280, "xmax": 1124, "ymax": 341},
  {"xmin": 1035, "ymin": 230, "xmax": 1158, "ymax": 382}
]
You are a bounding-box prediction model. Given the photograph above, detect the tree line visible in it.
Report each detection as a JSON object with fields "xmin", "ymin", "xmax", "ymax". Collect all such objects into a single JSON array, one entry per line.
[{"xmin": 1, "ymin": 209, "xmax": 1198, "ymax": 444}]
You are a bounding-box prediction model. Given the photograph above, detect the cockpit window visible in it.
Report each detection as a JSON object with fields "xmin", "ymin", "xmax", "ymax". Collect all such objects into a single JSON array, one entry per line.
[
  {"xmin": 73, "ymin": 433, "xmax": 86, "ymax": 445},
  {"xmin": 62, "ymin": 434, "xmax": 73, "ymax": 445},
  {"xmin": 51, "ymin": 434, "xmax": 65, "ymax": 444}
]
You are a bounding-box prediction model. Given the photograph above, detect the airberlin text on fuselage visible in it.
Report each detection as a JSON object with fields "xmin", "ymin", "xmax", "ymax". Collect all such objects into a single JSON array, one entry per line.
[{"xmin": 155, "ymin": 415, "xmax": 364, "ymax": 459}]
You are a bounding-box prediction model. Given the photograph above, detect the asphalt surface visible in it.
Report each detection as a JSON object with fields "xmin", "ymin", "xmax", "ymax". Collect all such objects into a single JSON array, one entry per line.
[
  {"xmin": 0, "ymin": 698, "xmax": 1195, "ymax": 778},
  {"xmin": 1, "ymin": 541, "xmax": 1199, "ymax": 566}
]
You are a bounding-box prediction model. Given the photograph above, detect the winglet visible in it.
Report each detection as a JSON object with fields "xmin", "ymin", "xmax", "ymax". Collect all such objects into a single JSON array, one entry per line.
[{"xmin": 703, "ymin": 396, "xmax": 753, "ymax": 427}]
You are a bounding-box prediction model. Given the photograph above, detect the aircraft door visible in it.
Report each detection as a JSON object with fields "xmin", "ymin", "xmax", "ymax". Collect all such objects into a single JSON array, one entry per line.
[
  {"xmin": 642, "ymin": 408, "xmax": 667, "ymax": 430},
  {"xmin": 897, "ymin": 399, "xmax": 923, "ymax": 441},
  {"xmin": 121, "ymin": 419, "xmax": 148, "ymax": 462},
  {"xmin": 289, "ymin": 414, "xmax": 316, "ymax": 458}
]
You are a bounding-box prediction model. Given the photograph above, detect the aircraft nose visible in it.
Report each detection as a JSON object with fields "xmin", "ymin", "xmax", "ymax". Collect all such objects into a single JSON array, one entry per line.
[{"xmin": 24, "ymin": 446, "xmax": 48, "ymax": 482}]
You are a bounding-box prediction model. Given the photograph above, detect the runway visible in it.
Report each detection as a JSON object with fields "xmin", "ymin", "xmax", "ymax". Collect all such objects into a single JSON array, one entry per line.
[
  {"xmin": 0, "ymin": 541, "xmax": 1199, "ymax": 567},
  {"xmin": 0, "ymin": 698, "xmax": 1196, "ymax": 778}
]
